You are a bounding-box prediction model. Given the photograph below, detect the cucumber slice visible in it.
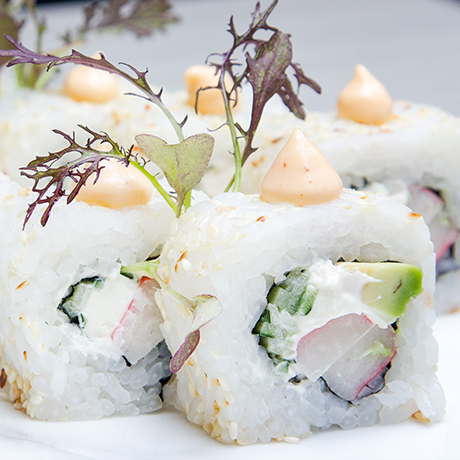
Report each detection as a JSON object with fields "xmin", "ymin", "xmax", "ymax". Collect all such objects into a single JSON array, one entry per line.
[
  {"xmin": 253, "ymin": 267, "xmax": 317, "ymax": 370},
  {"xmin": 58, "ymin": 276, "xmax": 105, "ymax": 328}
]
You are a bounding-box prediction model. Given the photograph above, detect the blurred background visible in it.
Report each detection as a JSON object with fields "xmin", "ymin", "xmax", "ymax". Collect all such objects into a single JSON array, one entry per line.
[{"xmin": 22, "ymin": 0, "xmax": 459, "ymax": 116}]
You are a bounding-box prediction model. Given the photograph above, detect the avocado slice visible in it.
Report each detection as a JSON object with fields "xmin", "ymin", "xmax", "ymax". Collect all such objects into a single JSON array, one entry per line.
[{"xmin": 340, "ymin": 262, "xmax": 423, "ymax": 321}]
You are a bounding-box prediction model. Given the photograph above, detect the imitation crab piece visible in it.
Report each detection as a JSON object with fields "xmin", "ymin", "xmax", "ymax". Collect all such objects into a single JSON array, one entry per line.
[
  {"xmin": 407, "ymin": 186, "xmax": 458, "ymax": 261},
  {"xmin": 429, "ymin": 214, "xmax": 459, "ymax": 261},
  {"xmin": 112, "ymin": 277, "xmax": 164, "ymax": 364},
  {"xmin": 259, "ymin": 129, "xmax": 343, "ymax": 206},
  {"xmin": 337, "ymin": 64, "xmax": 393, "ymax": 125},
  {"xmin": 407, "ymin": 185, "xmax": 444, "ymax": 224},
  {"xmin": 296, "ymin": 313, "xmax": 396, "ymax": 401}
]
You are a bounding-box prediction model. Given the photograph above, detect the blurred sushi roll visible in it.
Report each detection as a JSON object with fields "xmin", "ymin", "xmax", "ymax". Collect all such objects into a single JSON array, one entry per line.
[
  {"xmin": 157, "ymin": 131, "xmax": 445, "ymax": 444},
  {"xmin": 199, "ymin": 64, "xmax": 460, "ymax": 314},
  {"xmin": 0, "ymin": 65, "xmax": 172, "ymax": 185},
  {"xmin": 0, "ymin": 166, "xmax": 175, "ymax": 421}
]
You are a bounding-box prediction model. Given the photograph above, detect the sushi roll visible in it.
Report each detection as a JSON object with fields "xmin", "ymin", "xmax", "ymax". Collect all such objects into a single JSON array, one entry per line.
[
  {"xmin": 0, "ymin": 164, "xmax": 175, "ymax": 421},
  {"xmin": 157, "ymin": 130, "xmax": 445, "ymax": 444},
  {"xmin": 0, "ymin": 68, "xmax": 165, "ymax": 186}
]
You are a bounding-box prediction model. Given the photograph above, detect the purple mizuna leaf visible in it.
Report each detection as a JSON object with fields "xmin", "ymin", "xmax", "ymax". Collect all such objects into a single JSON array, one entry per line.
[
  {"xmin": 19, "ymin": 126, "xmax": 132, "ymax": 228},
  {"xmin": 243, "ymin": 29, "xmax": 291, "ymax": 163},
  {"xmin": 170, "ymin": 329, "xmax": 200, "ymax": 373},
  {"xmin": 81, "ymin": 0, "xmax": 179, "ymax": 38},
  {"xmin": 169, "ymin": 294, "xmax": 222, "ymax": 373},
  {"xmin": 202, "ymin": 0, "xmax": 321, "ymax": 191},
  {"xmin": 0, "ymin": 36, "xmax": 162, "ymax": 103},
  {"xmin": 0, "ymin": 35, "xmax": 56, "ymax": 66}
]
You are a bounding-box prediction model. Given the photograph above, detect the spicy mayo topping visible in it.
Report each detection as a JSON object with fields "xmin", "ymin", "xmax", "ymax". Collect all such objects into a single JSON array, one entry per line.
[
  {"xmin": 64, "ymin": 57, "xmax": 120, "ymax": 103},
  {"xmin": 337, "ymin": 64, "xmax": 393, "ymax": 125},
  {"xmin": 259, "ymin": 129, "xmax": 343, "ymax": 206},
  {"xmin": 75, "ymin": 159, "xmax": 153, "ymax": 209},
  {"xmin": 184, "ymin": 65, "xmax": 237, "ymax": 115}
]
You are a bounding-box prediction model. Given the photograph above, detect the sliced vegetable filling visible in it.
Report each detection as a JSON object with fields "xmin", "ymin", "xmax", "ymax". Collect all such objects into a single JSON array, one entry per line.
[
  {"xmin": 253, "ymin": 261, "xmax": 423, "ymax": 401},
  {"xmin": 58, "ymin": 272, "xmax": 164, "ymax": 364},
  {"xmin": 407, "ymin": 185, "xmax": 458, "ymax": 266},
  {"xmin": 59, "ymin": 276, "xmax": 105, "ymax": 327},
  {"xmin": 252, "ymin": 267, "xmax": 318, "ymax": 371},
  {"xmin": 297, "ymin": 313, "xmax": 396, "ymax": 401}
]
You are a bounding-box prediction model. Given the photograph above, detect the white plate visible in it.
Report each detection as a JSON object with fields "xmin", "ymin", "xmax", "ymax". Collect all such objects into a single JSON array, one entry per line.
[{"xmin": 1, "ymin": 312, "xmax": 458, "ymax": 460}]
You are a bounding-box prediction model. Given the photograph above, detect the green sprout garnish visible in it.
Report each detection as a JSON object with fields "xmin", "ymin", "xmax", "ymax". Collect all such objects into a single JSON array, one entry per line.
[
  {"xmin": 136, "ymin": 133, "xmax": 214, "ymax": 216},
  {"xmin": 0, "ymin": 42, "xmax": 215, "ymax": 225},
  {"xmin": 199, "ymin": 0, "xmax": 321, "ymax": 191},
  {"xmin": 0, "ymin": 0, "xmax": 318, "ymax": 224},
  {"xmin": 121, "ymin": 260, "xmax": 222, "ymax": 372}
]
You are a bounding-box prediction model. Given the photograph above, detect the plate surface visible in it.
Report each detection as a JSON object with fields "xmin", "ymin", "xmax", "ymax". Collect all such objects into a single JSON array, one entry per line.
[{"xmin": 1, "ymin": 313, "xmax": 458, "ymax": 460}]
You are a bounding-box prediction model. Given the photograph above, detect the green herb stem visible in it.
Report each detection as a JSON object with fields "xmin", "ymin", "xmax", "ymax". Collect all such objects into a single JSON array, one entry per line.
[
  {"xmin": 157, "ymin": 101, "xmax": 184, "ymax": 143},
  {"xmin": 184, "ymin": 191, "xmax": 192, "ymax": 210},
  {"xmin": 122, "ymin": 260, "xmax": 195, "ymax": 310},
  {"xmin": 225, "ymin": 105, "xmax": 242, "ymax": 192},
  {"xmin": 128, "ymin": 159, "xmax": 177, "ymax": 213}
]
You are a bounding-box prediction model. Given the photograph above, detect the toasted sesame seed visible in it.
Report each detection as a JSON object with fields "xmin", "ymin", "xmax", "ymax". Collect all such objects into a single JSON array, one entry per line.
[
  {"xmin": 212, "ymin": 420, "xmax": 222, "ymax": 436},
  {"xmin": 19, "ymin": 313, "xmax": 30, "ymax": 327},
  {"xmin": 203, "ymin": 422, "xmax": 213, "ymax": 434},
  {"xmin": 11, "ymin": 381, "xmax": 21, "ymax": 400},
  {"xmin": 196, "ymin": 401, "xmax": 205, "ymax": 415},
  {"xmin": 216, "ymin": 398, "xmax": 228, "ymax": 408},
  {"xmin": 188, "ymin": 381, "xmax": 198, "ymax": 398},
  {"xmin": 0, "ymin": 368, "xmax": 6, "ymax": 389},
  {"xmin": 15, "ymin": 280, "xmax": 29, "ymax": 291},
  {"xmin": 412, "ymin": 411, "xmax": 431, "ymax": 423}
]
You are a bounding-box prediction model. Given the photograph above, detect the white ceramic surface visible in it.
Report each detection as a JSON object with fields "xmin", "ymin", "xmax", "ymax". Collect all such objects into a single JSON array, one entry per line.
[{"xmin": 1, "ymin": 313, "xmax": 458, "ymax": 460}]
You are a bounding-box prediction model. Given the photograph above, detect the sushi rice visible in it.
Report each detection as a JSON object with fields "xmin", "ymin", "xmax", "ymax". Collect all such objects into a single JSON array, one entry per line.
[
  {"xmin": 157, "ymin": 189, "xmax": 445, "ymax": 444},
  {"xmin": 0, "ymin": 171, "xmax": 175, "ymax": 421}
]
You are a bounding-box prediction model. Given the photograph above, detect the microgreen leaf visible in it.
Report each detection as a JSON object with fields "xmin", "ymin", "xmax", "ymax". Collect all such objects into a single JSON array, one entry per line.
[
  {"xmin": 170, "ymin": 294, "xmax": 222, "ymax": 372},
  {"xmin": 243, "ymin": 29, "xmax": 292, "ymax": 163},
  {"xmin": 80, "ymin": 0, "xmax": 179, "ymax": 38},
  {"xmin": 0, "ymin": 38, "xmax": 216, "ymax": 224},
  {"xmin": 19, "ymin": 126, "xmax": 175, "ymax": 228},
  {"xmin": 204, "ymin": 0, "xmax": 321, "ymax": 191},
  {"xmin": 135, "ymin": 133, "xmax": 214, "ymax": 216},
  {"xmin": 121, "ymin": 260, "xmax": 223, "ymax": 372},
  {"xmin": 170, "ymin": 330, "xmax": 200, "ymax": 373},
  {"xmin": 189, "ymin": 295, "xmax": 222, "ymax": 332}
]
